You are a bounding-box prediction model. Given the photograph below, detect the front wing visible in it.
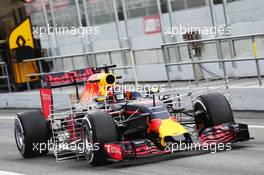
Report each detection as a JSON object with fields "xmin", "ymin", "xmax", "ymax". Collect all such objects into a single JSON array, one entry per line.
[
  {"xmin": 200, "ymin": 123, "xmax": 250, "ymax": 144},
  {"xmin": 104, "ymin": 122, "xmax": 250, "ymax": 161}
]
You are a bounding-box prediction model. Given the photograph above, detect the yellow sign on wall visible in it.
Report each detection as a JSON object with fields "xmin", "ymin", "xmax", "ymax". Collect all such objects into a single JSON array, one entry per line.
[
  {"xmin": 8, "ymin": 17, "xmax": 35, "ymax": 50},
  {"xmin": 8, "ymin": 17, "xmax": 39, "ymax": 84}
]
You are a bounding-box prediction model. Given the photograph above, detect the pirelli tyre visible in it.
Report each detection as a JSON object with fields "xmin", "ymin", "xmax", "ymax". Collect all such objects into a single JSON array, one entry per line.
[
  {"xmin": 82, "ymin": 111, "xmax": 118, "ymax": 166},
  {"xmin": 194, "ymin": 92, "xmax": 234, "ymax": 130},
  {"xmin": 14, "ymin": 110, "xmax": 50, "ymax": 158}
]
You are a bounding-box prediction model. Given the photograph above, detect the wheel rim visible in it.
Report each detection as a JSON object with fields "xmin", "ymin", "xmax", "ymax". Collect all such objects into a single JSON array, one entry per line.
[
  {"xmin": 83, "ymin": 126, "xmax": 94, "ymax": 162},
  {"xmin": 195, "ymin": 99, "xmax": 207, "ymax": 112},
  {"xmin": 194, "ymin": 100, "xmax": 209, "ymax": 129},
  {"xmin": 15, "ymin": 120, "xmax": 24, "ymax": 150}
]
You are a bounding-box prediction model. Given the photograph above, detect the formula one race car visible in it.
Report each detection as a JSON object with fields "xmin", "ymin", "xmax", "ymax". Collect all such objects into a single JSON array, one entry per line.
[{"xmin": 14, "ymin": 65, "xmax": 250, "ymax": 166}]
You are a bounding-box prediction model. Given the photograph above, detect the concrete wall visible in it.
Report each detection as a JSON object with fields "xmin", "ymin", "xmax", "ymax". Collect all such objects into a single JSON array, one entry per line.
[
  {"xmin": 0, "ymin": 91, "xmax": 70, "ymax": 109},
  {"xmin": 1, "ymin": 87, "xmax": 264, "ymax": 111},
  {"xmin": 230, "ymin": 87, "xmax": 264, "ymax": 111}
]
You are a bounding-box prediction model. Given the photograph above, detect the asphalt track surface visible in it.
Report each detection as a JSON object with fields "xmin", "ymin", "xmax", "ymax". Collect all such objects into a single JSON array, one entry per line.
[{"xmin": 0, "ymin": 109, "xmax": 263, "ymax": 175}]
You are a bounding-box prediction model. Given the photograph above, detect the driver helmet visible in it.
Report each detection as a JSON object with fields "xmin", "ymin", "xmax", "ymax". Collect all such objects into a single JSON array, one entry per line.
[{"xmin": 93, "ymin": 96, "xmax": 106, "ymax": 109}]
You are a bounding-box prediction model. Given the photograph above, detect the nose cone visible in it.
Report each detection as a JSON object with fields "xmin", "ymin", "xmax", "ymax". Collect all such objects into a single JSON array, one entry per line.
[{"xmin": 152, "ymin": 118, "xmax": 189, "ymax": 146}]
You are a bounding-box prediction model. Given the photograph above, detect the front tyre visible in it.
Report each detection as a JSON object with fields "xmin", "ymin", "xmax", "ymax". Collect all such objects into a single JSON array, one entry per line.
[
  {"xmin": 14, "ymin": 110, "xmax": 50, "ymax": 158},
  {"xmin": 82, "ymin": 111, "xmax": 118, "ymax": 166},
  {"xmin": 194, "ymin": 92, "xmax": 234, "ymax": 131}
]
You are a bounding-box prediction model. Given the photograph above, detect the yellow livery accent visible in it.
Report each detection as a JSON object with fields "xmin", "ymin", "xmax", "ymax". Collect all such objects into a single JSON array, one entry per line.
[{"xmin": 158, "ymin": 119, "xmax": 188, "ymax": 146}]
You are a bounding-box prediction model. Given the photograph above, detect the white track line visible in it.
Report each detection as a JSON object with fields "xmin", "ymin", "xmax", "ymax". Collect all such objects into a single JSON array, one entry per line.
[
  {"xmin": 0, "ymin": 171, "xmax": 26, "ymax": 175},
  {"xmin": 0, "ymin": 116, "xmax": 15, "ymax": 120},
  {"xmin": 248, "ymin": 125, "xmax": 264, "ymax": 129}
]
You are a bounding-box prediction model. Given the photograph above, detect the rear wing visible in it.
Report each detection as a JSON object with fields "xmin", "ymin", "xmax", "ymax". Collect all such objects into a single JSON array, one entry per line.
[
  {"xmin": 44, "ymin": 68, "xmax": 95, "ymax": 88},
  {"xmin": 40, "ymin": 67, "xmax": 95, "ymax": 119}
]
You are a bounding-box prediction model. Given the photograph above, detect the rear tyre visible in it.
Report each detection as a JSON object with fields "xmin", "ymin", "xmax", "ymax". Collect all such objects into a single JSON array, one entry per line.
[
  {"xmin": 82, "ymin": 111, "xmax": 118, "ymax": 166},
  {"xmin": 194, "ymin": 92, "xmax": 234, "ymax": 131},
  {"xmin": 14, "ymin": 110, "xmax": 50, "ymax": 158}
]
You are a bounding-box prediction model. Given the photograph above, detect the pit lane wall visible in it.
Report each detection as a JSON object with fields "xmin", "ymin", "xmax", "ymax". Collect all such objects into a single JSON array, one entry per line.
[{"xmin": 0, "ymin": 87, "xmax": 264, "ymax": 111}]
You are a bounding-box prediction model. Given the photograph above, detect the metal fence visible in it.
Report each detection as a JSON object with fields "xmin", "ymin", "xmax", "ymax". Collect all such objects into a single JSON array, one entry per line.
[
  {"xmin": 162, "ymin": 33, "xmax": 264, "ymax": 85},
  {"xmin": 0, "ymin": 62, "xmax": 11, "ymax": 92},
  {"xmin": 22, "ymin": 48, "xmax": 138, "ymax": 90},
  {"xmin": 0, "ymin": 33, "xmax": 261, "ymax": 92}
]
